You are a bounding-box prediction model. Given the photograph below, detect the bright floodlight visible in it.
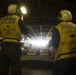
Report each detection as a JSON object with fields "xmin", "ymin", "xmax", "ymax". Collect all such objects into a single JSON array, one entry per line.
[
  {"xmin": 30, "ymin": 39, "xmax": 49, "ymax": 47},
  {"xmin": 20, "ymin": 6, "xmax": 27, "ymax": 14}
]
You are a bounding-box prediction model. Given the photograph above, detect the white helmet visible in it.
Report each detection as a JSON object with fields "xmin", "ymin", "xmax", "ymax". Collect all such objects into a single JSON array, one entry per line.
[
  {"xmin": 58, "ymin": 10, "xmax": 72, "ymax": 21},
  {"xmin": 8, "ymin": 4, "xmax": 18, "ymax": 14}
]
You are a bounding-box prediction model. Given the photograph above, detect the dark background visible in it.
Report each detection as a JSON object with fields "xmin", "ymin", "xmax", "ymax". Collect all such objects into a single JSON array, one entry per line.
[{"xmin": 0, "ymin": 0, "xmax": 76, "ymax": 25}]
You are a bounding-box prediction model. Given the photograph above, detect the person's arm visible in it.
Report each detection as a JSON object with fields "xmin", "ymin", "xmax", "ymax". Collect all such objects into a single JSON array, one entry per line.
[
  {"xmin": 52, "ymin": 27, "xmax": 60, "ymax": 50},
  {"xmin": 48, "ymin": 27, "xmax": 60, "ymax": 50},
  {"xmin": 18, "ymin": 19, "xmax": 29, "ymax": 35}
]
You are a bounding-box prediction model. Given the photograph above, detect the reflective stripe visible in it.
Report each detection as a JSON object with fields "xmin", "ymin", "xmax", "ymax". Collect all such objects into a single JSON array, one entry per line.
[
  {"xmin": 2, "ymin": 38, "xmax": 20, "ymax": 43},
  {"xmin": 56, "ymin": 51, "xmax": 76, "ymax": 60},
  {"xmin": 2, "ymin": 18, "xmax": 16, "ymax": 20},
  {"xmin": 2, "ymin": 38, "xmax": 19, "ymax": 41}
]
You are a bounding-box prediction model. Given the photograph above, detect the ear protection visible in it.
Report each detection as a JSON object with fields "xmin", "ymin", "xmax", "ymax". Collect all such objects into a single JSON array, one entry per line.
[
  {"xmin": 16, "ymin": 6, "xmax": 22, "ymax": 17},
  {"xmin": 57, "ymin": 13, "xmax": 62, "ymax": 21}
]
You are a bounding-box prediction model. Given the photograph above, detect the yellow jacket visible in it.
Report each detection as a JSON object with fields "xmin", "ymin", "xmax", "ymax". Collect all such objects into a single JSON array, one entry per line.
[
  {"xmin": 0, "ymin": 15, "xmax": 21, "ymax": 43},
  {"xmin": 55, "ymin": 22, "xmax": 76, "ymax": 60}
]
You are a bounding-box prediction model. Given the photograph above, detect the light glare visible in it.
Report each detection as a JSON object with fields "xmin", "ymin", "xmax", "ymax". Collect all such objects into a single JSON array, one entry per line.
[
  {"xmin": 20, "ymin": 7, "xmax": 27, "ymax": 14},
  {"xmin": 30, "ymin": 39, "xmax": 49, "ymax": 47}
]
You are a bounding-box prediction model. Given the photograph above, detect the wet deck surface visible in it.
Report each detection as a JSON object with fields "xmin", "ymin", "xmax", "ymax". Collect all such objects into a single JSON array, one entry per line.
[
  {"xmin": 0, "ymin": 53, "xmax": 53, "ymax": 75},
  {"xmin": 21, "ymin": 61, "xmax": 53, "ymax": 75},
  {"xmin": 22, "ymin": 68, "xmax": 52, "ymax": 75}
]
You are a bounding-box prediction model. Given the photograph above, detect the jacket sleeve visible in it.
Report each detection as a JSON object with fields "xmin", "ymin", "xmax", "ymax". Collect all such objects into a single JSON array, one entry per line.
[
  {"xmin": 18, "ymin": 19, "xmax": 29, "ymax": 35},
  {"xmin": 48, "ymin": 27, "xmax": 60, "ymax": 50}
]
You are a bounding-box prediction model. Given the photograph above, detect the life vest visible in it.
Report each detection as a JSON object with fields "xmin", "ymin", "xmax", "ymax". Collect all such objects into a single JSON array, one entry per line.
[
  {"xmin": 0, "ymin": 15, "xmax": 21, "ymax": 43},
  {"xmin": 55, "ymin": 22, "xmax": 76, "ymax": 60}
]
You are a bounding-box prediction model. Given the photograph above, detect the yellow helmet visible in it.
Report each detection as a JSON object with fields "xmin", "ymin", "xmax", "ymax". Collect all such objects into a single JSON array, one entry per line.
[
  {"xmin": 8, "ymin": 4, "xmax": 18, "ymax": 14},
  {"xmin": 59, "ymin": 10, "xmax": 72, "ymax": 21}
]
